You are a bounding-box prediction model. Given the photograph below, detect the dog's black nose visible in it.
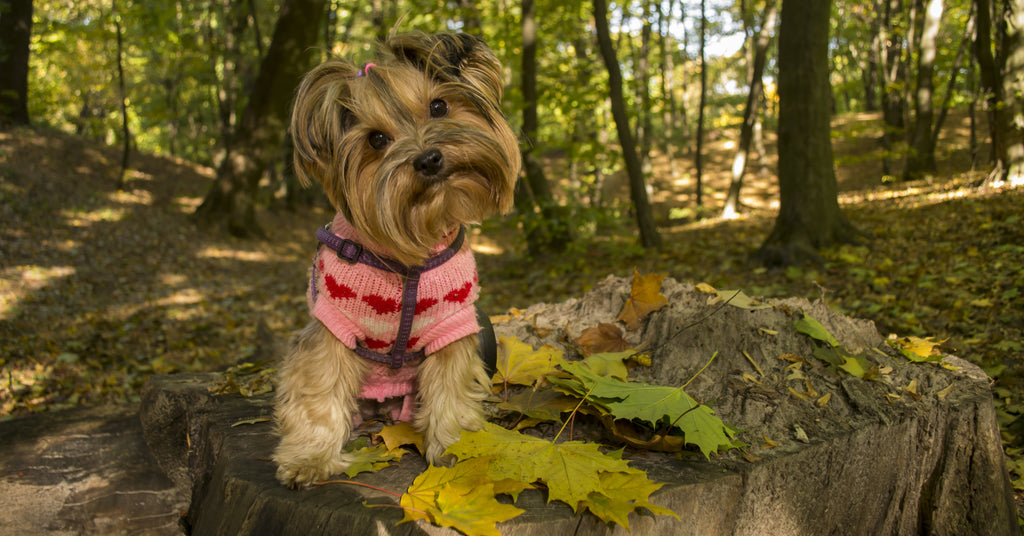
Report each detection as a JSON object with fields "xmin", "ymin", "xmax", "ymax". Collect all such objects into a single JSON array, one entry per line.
[{"xmin": 413, "ymin": 149, "xmax": 444, "ymax": 177}]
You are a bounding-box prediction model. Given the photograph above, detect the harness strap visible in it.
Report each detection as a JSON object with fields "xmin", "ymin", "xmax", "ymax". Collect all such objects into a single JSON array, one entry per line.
[{"xmin": 311, "ymin": 225, "xmax": 466, "ymax": 369}]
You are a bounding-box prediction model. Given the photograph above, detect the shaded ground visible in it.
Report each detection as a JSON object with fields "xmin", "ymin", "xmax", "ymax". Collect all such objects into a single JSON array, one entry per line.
[{"xmin": 1, "ymin": 112, "xmax": 1022, "ymax": 509}]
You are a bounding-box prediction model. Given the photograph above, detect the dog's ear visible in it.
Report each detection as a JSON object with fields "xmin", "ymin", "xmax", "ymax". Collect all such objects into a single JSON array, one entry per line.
[
  {"xmin": 387, "ymin": 32, "xmax": 506, "ymax": 110},
  {"xmin": 290, "ymin": 59, "xmax": 358, "ymax": 188}
]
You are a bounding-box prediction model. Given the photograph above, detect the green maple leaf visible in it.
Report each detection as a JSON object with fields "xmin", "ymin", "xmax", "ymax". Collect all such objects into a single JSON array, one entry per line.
[
  {"xmin": 400, "ymin": 456, "xmax": 525, "ymax": 536},
  {"xmin": 497, "ymin": 388, "xmax": 579, "ymax": 423},
  {"xmin": 552, "ymin": 361, "xmax": 739, "ymax": 459},
  {"xmin": 341, "ymin": 438, "xmax": 403, "ymax": 478},
  {"xmin": 793, "ymin": 313, "xmax": 841, "ymax": 347},
  {"xmin": 580, "ymin": 350, "xmax": 635, "ymax": 380},
  {"xmin": 446, "ymin": 423, "xmax": 640, "ymax": 510}
]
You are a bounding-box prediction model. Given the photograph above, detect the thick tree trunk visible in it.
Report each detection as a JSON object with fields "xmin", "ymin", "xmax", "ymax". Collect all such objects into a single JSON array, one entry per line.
[
  {"xmin": 593, "ymin": 0, "xmax": 661, "ymax": 248},
  {"xmin": 722, "ymin": 0, "xmax": 777, "ymax": 219},
  {"xmin": 0, "ymin": 0, "xmax": 33, "ymax": 126},
  {"xmin": 758, "ymin": 0, "xmax": 859, "ymax": 266},
  {"xmin": 995, "ymin": 0, "xmax": 1024, "ymax": 185},
  {"xmin": 194, "ymin": 0, "xmax": 326, "ymax": 236},
  {"xmin": 974, "ymin": 0, "xmax": 1003, "ymax": 164},
  {"xmin": 904, "ymin": 0, "xmax": 943, "ymax": 179}
]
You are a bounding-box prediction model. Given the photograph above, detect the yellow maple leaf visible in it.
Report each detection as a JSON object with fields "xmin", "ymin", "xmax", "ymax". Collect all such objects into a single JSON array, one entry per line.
[
  {"xmin": 378, "ymin": 422, "xmax": 423, "ymax": 455},
  {"xmin": 491, "ymin": 336, "xmax": 564, "ymax": 390},
  {"xmin": 893, "ymin": 336, "xmax": 947, "ymax": 360},
  {"xmin": 616, "ymin": 269, "xmax": 669, "ymax": 331},
  {"xmin": 578, "ymin": 471, "xmax": 676, "ymax": 529},
  {"xmin": 400, "ymin": 456, "xmax": 524, "ymax": 536}
]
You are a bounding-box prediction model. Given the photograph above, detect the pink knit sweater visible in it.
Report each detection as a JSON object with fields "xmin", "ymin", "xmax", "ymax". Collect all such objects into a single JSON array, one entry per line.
[{"xmin": 308, "ymin": 214, "xmax": 480, "ymax": 421}]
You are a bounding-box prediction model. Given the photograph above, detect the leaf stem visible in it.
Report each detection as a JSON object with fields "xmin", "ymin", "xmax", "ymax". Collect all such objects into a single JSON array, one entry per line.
[
  {"xmin": 314, "ymin": 479, "xmax": 403, "ymax": 498},
  {"xmin": 554, "ymin": 382, "xmax": 597, "ymax": 442},
  {"xmin": 682, "ymin": 351, "xmax": 718, "ymax": 390}
]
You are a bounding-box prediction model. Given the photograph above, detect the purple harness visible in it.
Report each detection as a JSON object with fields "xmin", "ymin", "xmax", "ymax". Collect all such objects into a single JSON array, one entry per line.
[{"xmin": 310, "ymin": 225, "xmax": 466, "ymax": 368}]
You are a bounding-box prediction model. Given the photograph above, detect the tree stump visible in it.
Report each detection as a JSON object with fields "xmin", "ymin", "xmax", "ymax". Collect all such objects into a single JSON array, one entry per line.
[
  {"xmin": 0, "ymin": 404, "xmax": 186, "ymax": 535},
  {"xmin": 139, "ymin": 275, "xmax": 1016, "ymax": 535}
]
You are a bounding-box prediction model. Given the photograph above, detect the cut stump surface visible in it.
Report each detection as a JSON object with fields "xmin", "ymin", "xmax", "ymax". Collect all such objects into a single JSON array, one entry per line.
[{"xmin": 140, "ymin": 275, "xmax": 1016, "ymax": 535}]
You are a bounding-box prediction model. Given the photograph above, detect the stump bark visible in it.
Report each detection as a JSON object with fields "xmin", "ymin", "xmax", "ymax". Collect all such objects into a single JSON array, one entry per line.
[{"xmin": 139, "ymin": 275, "xmax": 1016, "ymax": 535}]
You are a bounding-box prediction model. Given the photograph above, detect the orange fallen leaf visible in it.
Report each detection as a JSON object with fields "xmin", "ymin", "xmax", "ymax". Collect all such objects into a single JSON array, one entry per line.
[{"xmin": 616, "ymin": 270, "xmax": 669, "ymax": 331}]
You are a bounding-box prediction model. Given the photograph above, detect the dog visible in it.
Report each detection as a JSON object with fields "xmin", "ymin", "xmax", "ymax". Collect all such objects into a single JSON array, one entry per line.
[{"xmin": 272, "ymin": 32, "xmax": 520, "ymax": 489}]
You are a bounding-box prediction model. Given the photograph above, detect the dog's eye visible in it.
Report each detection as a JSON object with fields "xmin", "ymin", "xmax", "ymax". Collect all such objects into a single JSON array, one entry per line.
[
  {"xmin": 367, "ymin": 131, "xmax": 392, "ymax": 151},
  {"xmin": 429, "ymin": 99, "xmax": 449, "ymax": 119}
]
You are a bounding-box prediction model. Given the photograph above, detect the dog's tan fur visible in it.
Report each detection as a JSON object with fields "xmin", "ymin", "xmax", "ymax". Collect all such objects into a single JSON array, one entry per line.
[{"xmin": 273, "ymin": 32, "xmax": 519, "ymax": 489}]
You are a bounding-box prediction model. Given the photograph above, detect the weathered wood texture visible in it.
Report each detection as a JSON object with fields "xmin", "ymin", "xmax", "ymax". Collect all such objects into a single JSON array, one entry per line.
[
  {"xmin": 0, "ymin": 405, "xmax": 186, "ymax": 535},
  {"xmin": 140, "ymin": 276, "xmax": 1016, "ymax": 535}
]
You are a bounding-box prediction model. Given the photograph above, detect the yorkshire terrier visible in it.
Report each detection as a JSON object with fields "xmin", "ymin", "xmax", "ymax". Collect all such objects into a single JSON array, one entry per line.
[{"xmin": 272, "ymin": 32, "xmax": 520, "ymax": 488}]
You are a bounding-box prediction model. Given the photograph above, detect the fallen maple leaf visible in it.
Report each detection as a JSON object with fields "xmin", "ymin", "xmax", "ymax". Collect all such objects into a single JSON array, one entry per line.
[
  {"xmin": 378, "ymin": 422, "xmax": 423, "ymax": 454},
  {"xmin": 551, "ymin": 362, "xmax": 740, "ymax": 459},
  {"xmin": 891, "ymin": 336, "xmax": 946, "ymax": 363},
  {"xmin": 340, "ymin": 437, "xmax": 403, "ymax": 478},
  {"xmin": 793, "ymin": 313, "xmax": 840, "ymax": 347},
  {"xmin": 491, "ymin": 336, "xmax": 564, "ymax": 391},
  {"xmin": 616, "ymin": 270, "xmax": 669, "ymax": 330},
  {"xmin": 579, "ymin": 471, "xmax": 678, "ymax": 529},
  {"xmin": 447, "ymin": 423, "xmax": 644, "ymax": 510},
  {"xmin": 575, "ymin": 323, "xmax": 631, "ymax": 355},
  {"xmin": 709, "ymin": 289, "xmax": 772, "ymax": 310},
  {"xmin": 580, "ymin": 350, "xmax": 637, "ymax": 380},
  {"xmin": 400, "ymin": 456, "xmax": 524, "ymax": 536},
  {"xmin": 497, "ymin": 388, "xmax": 579, "ymax": 423}
]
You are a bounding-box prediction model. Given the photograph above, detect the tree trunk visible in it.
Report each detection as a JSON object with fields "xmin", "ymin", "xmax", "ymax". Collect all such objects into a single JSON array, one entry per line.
[
  {"xmin": 658, "ymin": 0, "xmax": 678, "ymax": 179},
  {"xmin": 974, "ymin": 0, "xmax": 1001, "ymax": 164},
  {"xmin": 637, "ymin": 1, "xmax": 653, "ymax": 170},
  {"xmin": 193, "ymin": 0, "xmax": 327, "ymax": 236},
  {"xmin": 904, "ymin": 0, "xmax": 944, "ymax": 180},
  {"xmin": 0, "ymin": 0, "xmax": 33, "ymax": 126},
  {"xmin": 932, "ymin": 7, "xmax": 975, "ymax": 151},
  {"xmin": 593, "ymin": 0, "xmax": 661, "ymax": 249},
  {"xmin": 112, "ymin": 0, "xmax": 131, "ymax": 190},
  {"xmin": 722, "ymin": 0, "xmax": 777, "ymax": 219},
  {"xmin": 879, "ymin": 0, "xmax": 908, "ymax": 176},
  {"xmin": 695, "ymin": 0, "xmax": 707, "ymax": 207},
  {"xmin": 994, "ymin": 0, "xmax": 1024, "ymax": 186},
  {"xmin": 758, "ymin": 0, "xmax": 859, "ymax": 266},
  {"xmin": 518, "ymin": 0, "xmax": 571, "ymax": 255}
]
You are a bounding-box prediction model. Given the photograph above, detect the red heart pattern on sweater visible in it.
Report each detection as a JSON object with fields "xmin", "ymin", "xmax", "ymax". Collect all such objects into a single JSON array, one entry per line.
[
  {"xmin": 444, "ymin": 281, "xmax": 473, "ymax": 304},
  {"xmin": 415, "ymin": 297, "xmax": 438, "ymax": 314},
  {"xmin": 324, "ymin": 274, "xmax": 356, "ymax": 300},
  {"xmin": 362, "ymin": 294, "xmax": 400, "ymax": 315},
  {"xmin": 365, "ymin": 337, "xmax": 391, "ymax": 350}
]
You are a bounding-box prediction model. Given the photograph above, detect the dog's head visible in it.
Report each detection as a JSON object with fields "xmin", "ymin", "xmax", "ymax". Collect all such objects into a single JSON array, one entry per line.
[{"xmin": 291, "ymin": 32, "xmax": 520, "ymax": 265}]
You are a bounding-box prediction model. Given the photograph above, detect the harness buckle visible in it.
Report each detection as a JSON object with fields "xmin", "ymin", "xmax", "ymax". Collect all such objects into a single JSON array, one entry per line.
[{"xmin": 337, "ymin": 239, "xmax": 362, "ymax": 264}]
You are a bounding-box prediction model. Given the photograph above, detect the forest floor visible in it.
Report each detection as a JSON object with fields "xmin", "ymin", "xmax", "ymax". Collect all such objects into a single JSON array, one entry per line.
[{"xmin": 2, "ymin": 114, "xmax": 1023, "ymax": 506}]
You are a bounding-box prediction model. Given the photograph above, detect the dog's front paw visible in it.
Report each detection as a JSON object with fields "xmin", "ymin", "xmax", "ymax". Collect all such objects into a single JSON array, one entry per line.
[
  {"xmin": 275, "ymin": 453, "xmax": 353, "ymax": 489},
  {"xmin": 424, "ymin": 441, "xmax": 458, "ymax": 467}
]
